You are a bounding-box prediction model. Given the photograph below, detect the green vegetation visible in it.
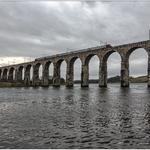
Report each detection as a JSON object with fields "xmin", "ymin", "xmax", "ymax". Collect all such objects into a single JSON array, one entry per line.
[
  {"xmin": 130, "ymin": 76, "xmax": 147, "ymax": 83},
  {"xmin": 108, "ymin": 75, "xmax": 148, "ymax": 83},
  {"xmin": 0, "ymin": 76, "xmax": 147, "ymax": 87},
  {"xmin": 74, "ymin": 75, "xmax": 148, "ymax": 83},
  {"xmin": 0, "ymin": 81, "xmax": 24, "ymax": 87}
]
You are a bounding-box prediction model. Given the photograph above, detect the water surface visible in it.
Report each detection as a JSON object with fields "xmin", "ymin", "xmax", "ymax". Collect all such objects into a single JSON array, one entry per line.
[{"xmin": 0, "ymin": 83, "xmax": 150, "ymax": 148}]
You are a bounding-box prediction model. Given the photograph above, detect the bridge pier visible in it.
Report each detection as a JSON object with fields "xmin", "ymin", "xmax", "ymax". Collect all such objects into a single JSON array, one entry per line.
[
  {"xmin": 24, "ymin": 66, "xmax": 31, "ymax": 86},
  {"xmin": 81, "ymin": 64, "xmax": 89, "ymax": 87},
  {"xmin": 53, "ymin": 62, "xmax": 60, "ymax": 87},
  {"xmin": 24, "ymin": 75, "xmax": 30, "ymax": 86},
  {"xmin": 121, "ymin": 59, "xmax": 129, "ymax": 87},
  {"xmin": 32, "ymin": 65, "xmax": 41, "ymax": 86},
  {"xmin": 8, "ymin": 72, "xmax": 13, "ymax": 81},
  {"xmin": 66, "ymin": 62, "xmax": 73, "ymax": 87},
  {"xmin": 0, "ymin": 70, "xmax": 1, "ymax": 80},
  {"xmin": 2, "ymin": 69, "xmax": 8, "ymax": 81},
  {"xmin": 99, "ymin": 60, "xmax": 107, "ymax": 87},
  {"xmin": 15, "ymin": 68, "xmax": 22, "ymax": 82},
  {"xmin": 42, "ymin": 64, "xmax": 49, "ymax": 86},
  {"xmin": 148, "ymin": 50, "xmax": 150, "ymax": 87},
  {"xmin": 8, "ymin": 68, "xmax": 15, "ymax": 81}
]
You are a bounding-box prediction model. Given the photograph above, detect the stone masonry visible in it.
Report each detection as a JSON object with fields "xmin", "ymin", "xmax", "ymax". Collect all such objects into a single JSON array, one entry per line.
[{"xmin": 0, "ymin": 40, "xmax": 150, "ymax": 87}]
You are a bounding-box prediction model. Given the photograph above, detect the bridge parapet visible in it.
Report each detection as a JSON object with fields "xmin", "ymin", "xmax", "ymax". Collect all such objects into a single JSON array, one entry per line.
[
  {"xmin": 113, "ymin": 40, "xmax": 150, "ymax": 53},
  {"xmin": 0, "ymin": 61, "xmax": 35, "ymax": 70}
]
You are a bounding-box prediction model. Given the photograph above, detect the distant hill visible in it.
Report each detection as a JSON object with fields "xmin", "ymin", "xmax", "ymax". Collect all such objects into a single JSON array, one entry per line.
[
  {"xmin": 130, "ymin": 75, "xmax": 147, "ymax": 83},
  {"xmin": 74, "ymin": 75, "xmax": 148, "ymax": 83},
  {"xmin": 107, "ymin": 75, "xmax": 148, "ymax": 83},
  {"xmin": 107, "ymin": 76, "xmax": 120, "ymax": 83},
  {"xmin": 74, "ymin": 76, "xmax": 120, "ymax": 83}
]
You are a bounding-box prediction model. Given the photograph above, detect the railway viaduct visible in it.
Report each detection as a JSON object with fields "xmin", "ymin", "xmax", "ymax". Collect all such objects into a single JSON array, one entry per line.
[{"xmin": 0, "ymin": 40, "xmax": 150, "ymax": 87}]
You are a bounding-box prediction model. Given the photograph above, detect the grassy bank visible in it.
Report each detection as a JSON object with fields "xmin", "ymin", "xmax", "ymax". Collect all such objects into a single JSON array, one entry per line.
[{"xmin": 0, "ymin": 81, "xmax": 24, "ymax": 87}]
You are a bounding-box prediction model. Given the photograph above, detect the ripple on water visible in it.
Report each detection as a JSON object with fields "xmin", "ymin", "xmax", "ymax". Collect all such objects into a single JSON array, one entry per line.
[{"xmin": 0, "ymin": 84, "xmax": 150, "ymax": 148}]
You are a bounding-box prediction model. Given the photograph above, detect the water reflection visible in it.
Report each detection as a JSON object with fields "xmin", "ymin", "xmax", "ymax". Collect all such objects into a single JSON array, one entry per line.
[{"xmin": 0, "ymin": 84, "xmax": 150, "ymax": 148}]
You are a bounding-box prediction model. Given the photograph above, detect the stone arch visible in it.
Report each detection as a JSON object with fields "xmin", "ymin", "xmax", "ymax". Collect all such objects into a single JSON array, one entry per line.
[
  {"xmin": 126, "ymin": 46, "xmax": 148, "ymax": 60},
  {"xmin": 107, "ymin": 52, "xmax": 121, "ymax": 83},
  {"xmin": 56, "ymin": 59, "xmax": 66, "ymax": 67},
  {"xmin": 69, "ymin": 56, "xmax": 81, "ymax": 66},
  {"xmin": 84, "ymin": 54, "xmax": 99, "ymax": 65},
  {"xmin": 8, "ymin": 67, "xmax": 15, "ymax": 80},
  {"xmin": 126, "ymin": 47, "xmax": 148, "ymax": 84},
  {"xmin": 119, "ymin": 46, "xmax": 149, "ymax": 87},
  {"xmin": 99, "ymin": 50, "xmax": 122, "ymax": 87},
  {"xmin": 85, "ymin": 54, "xmax": 100, "ymax": 82},
  {"xmin": 102, "ymin": 50, "xmax": 122, "ymax": 63}
]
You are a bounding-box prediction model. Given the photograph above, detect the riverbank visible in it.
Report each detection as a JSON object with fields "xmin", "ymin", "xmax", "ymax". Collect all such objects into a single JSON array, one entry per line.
[
  {"xmin": 0, "ymin": 81, "xmax": 24, "ymax": 87},
  {"xmin": 0, "ymin": 75, "xmax": 148, "ymax": 87}
]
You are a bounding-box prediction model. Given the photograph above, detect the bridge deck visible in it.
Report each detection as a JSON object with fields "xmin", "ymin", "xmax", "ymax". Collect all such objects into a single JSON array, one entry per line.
[
  {"xmin": 35, "ymin": 40, "xmax": 150, "ymax": 61},
  {"xmin": 0, "ymin": 40, "xmax": 150, "ymax": 69}
]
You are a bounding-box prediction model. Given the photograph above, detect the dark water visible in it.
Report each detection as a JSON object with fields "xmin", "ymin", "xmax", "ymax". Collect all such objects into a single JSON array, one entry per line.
[{"xmin": 0, "ymin": 83, "xmax": 150, "ymax": 148}]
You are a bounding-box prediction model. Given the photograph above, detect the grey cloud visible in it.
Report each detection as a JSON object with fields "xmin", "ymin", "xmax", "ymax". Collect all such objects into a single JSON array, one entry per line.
[{"xmin": 0, "ymin": 1, "xmax": 149, "ymax": 78}]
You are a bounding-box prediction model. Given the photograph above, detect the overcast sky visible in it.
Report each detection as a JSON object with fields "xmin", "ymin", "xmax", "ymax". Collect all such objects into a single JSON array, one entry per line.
[{"xmin": 0, "ymin": 1, "xmax": 150, "ymax": 78}]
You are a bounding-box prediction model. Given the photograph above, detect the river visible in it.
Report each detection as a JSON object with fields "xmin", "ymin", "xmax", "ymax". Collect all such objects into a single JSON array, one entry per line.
[{"xmin": 0, "ymin": 83, "xmax": 150, "ymax": 148}]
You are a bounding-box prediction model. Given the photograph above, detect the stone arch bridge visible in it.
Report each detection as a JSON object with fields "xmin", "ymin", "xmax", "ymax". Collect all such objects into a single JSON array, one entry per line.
[{"xmin": 0, "ymin": 40, "xmax": 150, "ymax": 87}]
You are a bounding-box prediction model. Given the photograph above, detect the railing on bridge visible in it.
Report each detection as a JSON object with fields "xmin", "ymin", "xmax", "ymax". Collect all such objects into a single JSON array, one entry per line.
[{"xmin": 35, "ymin": 44, "xmax": 112, "ymax": 61}]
